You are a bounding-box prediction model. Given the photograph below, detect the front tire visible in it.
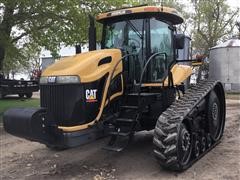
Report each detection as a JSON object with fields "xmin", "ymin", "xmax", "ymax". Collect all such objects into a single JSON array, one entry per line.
[
  {"xmin": 26, "ymin": 92, "xmax": 33, "ymax": 98},
  {"xmin": 18, "ymin": 93, "xmax": 24, "ymax": 98},
  {"xmin": 0, "ymin": 91, "xmax": 5, "ymax": 99}
]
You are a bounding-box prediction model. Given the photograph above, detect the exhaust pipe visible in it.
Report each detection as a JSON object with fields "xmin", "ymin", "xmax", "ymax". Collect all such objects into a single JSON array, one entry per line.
[{"xmin": 88, "ymin": 15, "xmax": 96, "ymax": 51}]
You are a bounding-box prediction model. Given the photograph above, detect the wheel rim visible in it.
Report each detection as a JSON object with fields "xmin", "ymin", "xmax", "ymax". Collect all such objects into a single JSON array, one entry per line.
[
  {"xmin": 178, "ymin": 124, "xmax": 192, "ymax": 166},
  {"xmin": 210, "ymin": 100, "xmax": 222, "ymax": 141},
  {"xmin": 201, "ymin": 136, "xmax": 206, "ymax": 152},
  {"xmin": 195, "ymin": 140, "xmax": 200, "ymax": 157},
  {"xmin": 212, "ymin": 102, "xmax": 218, "ymax": 126}
]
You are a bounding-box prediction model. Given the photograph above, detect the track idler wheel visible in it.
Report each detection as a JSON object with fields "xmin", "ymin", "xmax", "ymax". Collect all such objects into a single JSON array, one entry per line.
[{"xmin": 207, "ymin": 90, "xmax": 224, "ymax": 141}]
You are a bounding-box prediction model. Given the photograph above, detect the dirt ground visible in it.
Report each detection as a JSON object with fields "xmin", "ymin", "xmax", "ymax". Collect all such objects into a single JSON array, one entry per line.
[{"xmin": 0, "ymin": 98, "xmax": 239, "ymax": 180}]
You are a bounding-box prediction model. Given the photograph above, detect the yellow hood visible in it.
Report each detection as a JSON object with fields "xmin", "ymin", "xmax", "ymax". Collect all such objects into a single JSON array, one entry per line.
[{"xmin": 42, "ymin": 49, "xmax": 122, "ymax": 83}]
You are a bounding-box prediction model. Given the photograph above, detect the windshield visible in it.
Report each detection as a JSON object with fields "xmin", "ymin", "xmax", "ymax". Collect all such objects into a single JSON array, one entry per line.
[
  {"xmin": 104, "ymin": 19, "xmax": 145, "ymax": 54},
  {"xmin": 102, "ymin": 18, "xmax": 174, "ymax": 83}
]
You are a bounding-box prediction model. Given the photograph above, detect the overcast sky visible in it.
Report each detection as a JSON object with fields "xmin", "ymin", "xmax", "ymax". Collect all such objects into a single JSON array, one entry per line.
[{"xmin": 227, "ymin": 0, "xmax": 240, "ymax": 8}]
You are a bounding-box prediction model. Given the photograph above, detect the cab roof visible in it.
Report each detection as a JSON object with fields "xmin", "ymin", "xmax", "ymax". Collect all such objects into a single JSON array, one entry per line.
[{"xmin": 96, "ymin": 5, "xmax": 184, "ymax": 25}]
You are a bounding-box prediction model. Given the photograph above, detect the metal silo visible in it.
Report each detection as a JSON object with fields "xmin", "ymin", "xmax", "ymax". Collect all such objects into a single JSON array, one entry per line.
[{"xmin": 209, "ymin": 39, "xmax": 240, "ymax": 92}]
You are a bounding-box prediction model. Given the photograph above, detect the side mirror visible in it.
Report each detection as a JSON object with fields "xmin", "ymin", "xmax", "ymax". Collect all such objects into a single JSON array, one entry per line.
[
  {"xmin": 175, "ymin": 34, "xmax": 185, "ymax": 49},
  {"xmin": 88, "ymin": 15, "xmax": 96, "ymax": 51}
]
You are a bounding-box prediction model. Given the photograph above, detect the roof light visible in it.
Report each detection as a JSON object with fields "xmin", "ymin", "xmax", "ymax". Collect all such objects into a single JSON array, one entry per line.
[{"xmin": 144, "ymin": 7, "xmax": 159, "ymax": 12}]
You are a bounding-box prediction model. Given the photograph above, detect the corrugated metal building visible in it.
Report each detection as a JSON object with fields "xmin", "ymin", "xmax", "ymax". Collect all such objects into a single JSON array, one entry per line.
[{"xmin": 209, "ymin": 39, "xmax": 240, "ymax": 92}]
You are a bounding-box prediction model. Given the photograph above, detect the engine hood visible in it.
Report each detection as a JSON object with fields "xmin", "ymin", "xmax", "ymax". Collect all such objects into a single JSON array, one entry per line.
[{"xmin": 42, "ymin": 49, "xmax": 122, "ymax": 83}]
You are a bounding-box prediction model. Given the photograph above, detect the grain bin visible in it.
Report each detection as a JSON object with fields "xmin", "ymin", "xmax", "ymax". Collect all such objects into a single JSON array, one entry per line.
[{"xmin": 209, "ymin": 39, "xmax": 240, "ymax": 92}]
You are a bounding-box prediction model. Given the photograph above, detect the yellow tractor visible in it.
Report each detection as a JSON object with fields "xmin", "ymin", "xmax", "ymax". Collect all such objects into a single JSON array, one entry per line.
[{"xmin": 3, "ymin": 5, "xmax": 226, "ymax": 171}]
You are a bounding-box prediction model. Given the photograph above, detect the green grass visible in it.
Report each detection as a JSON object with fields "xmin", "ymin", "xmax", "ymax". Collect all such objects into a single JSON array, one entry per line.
[{"xmin": 0, "ymin": 97, "xmax": 40, "ymax": 123}]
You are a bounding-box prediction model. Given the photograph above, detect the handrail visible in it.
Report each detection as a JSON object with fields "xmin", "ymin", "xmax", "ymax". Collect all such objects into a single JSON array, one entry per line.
[
  {"xmin": 106, "ymin": 53, "xmax": 138, "ymax": 106},
  {"xmin": 137, "ymin": 52, "xmax": 167, "ymax": 108}
]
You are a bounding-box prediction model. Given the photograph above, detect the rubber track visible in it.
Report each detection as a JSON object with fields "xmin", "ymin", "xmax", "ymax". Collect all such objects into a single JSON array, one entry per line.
[{"xmin": 153, "ymin": 80, "xmax": 220, "ymax": 171}]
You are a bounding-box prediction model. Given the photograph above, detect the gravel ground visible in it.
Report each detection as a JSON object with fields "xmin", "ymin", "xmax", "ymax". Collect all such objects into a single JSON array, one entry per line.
[{"xmin": 0, "ymin": 98, "xmax": 239, "ymax": 180}]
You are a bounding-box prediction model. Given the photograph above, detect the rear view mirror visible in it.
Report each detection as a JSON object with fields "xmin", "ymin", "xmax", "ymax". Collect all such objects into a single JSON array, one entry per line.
[{"xmin": 175, "ymin": 34, "xmax": 185, "ymax": 49}]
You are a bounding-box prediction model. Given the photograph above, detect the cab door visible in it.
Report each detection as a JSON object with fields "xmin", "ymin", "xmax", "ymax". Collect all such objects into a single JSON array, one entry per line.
[{"xmin": 147, "ymin": 18, "xmax": 174, "ymax": 83}]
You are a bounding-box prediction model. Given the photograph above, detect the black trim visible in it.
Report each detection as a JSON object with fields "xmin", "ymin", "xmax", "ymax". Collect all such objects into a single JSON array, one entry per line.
[
  {"xmin": 98, "ymin": 56, "xmax": 112, "ymax": 66},
  {"xmin": 98, "ymin": 12, "xmax": 183, "ymax": 25}
]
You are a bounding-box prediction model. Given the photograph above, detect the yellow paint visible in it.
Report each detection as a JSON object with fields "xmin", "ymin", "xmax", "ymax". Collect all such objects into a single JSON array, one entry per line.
[
  {"xmin": 42, "ymin": 50, "xmax": 191, "ymax": 132},
  {"xmin": 58, "ymin": 74, "xmax": 124, "ymax": 132},
  {"xmin": 164, "ymin": 64, "xmax": 192, "ymax": 85},
  {"xmin": 192, "ymin": 62, "xmax": 203, "ymax": 66},
  {"xmin": 58, "ymin": 92, "xmax": 123, "ymax": 132},
  {"xmin": 142, "ymin": 65, "xmax": 192, "ymax": 87},
  {"xmin": 41, "ymin": 49, "xmax": 123, "ymax": 132},
  {"xmin": 42, "ymin": 49, "xmax": 122, "ymax": 83},
  {"xmin": 141, "ymin": 83, "xmax": 163, "ymax": 87},
  {"xmin": 57, "ymin": 64, "xmax": 191, "ymax": 132},
  {"xmin": 96, "ymin": 5, "xmax": 183, "ymax": 24}
]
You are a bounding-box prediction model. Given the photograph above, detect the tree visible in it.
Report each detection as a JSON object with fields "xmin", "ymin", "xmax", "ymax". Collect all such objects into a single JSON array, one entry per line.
[
  {"xmin": 133, "ymin": 0, "xmax": 191, "ymax": 35},
  {"xmin": 191, "ymin": 0, "xmax": 239, "ymax": 54},
  {"xmin": 0, "ymin": 0, "xmax": 134, "ymax": 72}
]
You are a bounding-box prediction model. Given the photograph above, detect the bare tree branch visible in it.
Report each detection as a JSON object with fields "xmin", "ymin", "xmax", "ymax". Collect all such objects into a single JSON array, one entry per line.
[{"xmin": 11, "ymin": 32, "xmax": 28, "ymax": 43}]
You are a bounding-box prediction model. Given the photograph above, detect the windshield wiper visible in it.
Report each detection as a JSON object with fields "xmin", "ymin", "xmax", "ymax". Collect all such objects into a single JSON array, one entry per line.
[{"xmin": 126, "ymin": 20, "xmax": 143, "ymax": 39}]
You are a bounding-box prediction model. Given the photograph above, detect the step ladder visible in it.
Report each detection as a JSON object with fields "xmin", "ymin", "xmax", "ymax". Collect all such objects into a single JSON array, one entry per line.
[{"xmin": 103, "ymin": 92, "xmax": 159, "ymax": 152}]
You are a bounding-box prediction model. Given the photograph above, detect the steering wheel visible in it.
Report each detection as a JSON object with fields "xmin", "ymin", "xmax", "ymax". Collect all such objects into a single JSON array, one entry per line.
[{"xmin": 128, "ymin": 38, "xmax": 141, "ymax": 49}]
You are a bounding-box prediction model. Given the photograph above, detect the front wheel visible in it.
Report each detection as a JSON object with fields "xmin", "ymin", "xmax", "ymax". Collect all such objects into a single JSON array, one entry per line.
[
  {"xmin": 25, "ymin": 92, "xmax": 33, "ymax": 98},
  {"xmin": 18, "ymin": 93, "xmax": 24, "ymax": 98},
  {"xmin": 0, "ymin": 91, "xmax": 5, "ymax": 99}
]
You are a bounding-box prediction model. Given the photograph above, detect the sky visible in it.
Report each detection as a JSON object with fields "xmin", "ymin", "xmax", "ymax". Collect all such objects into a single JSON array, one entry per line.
[{"xmin": 227, "ymin": 0, "xmax": 240, "ymax": 8}]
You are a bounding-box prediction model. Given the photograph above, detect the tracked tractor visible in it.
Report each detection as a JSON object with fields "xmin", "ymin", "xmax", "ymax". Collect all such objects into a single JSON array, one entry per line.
[{"xmin": 3, "ymin": 5, "xmax": 226, "ymax": 171}]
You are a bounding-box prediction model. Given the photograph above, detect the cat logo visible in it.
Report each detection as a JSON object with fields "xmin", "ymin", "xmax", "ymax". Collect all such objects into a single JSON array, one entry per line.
[{"xmin": 86, "ymin": 89, "xmax": 97, "ymax": 103}]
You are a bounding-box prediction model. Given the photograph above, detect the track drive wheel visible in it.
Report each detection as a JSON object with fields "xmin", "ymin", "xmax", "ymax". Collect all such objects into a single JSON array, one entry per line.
[{"xmin": 207, "ymin": 90, "xmax": 224, "ymax": 141}]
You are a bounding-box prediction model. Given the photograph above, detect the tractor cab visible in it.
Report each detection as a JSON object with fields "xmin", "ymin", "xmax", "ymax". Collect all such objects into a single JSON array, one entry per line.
[{"xmin": 97, "ymin": 5, "xmax": 184, "ymax": 86}]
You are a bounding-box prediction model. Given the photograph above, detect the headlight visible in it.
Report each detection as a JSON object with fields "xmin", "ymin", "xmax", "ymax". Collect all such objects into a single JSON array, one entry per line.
[
  {"xmin": 40, "ymin": 76, "xmax": 80, "ymax": 84},
  {"xmin": 56, "ymin": 76, "xmax": 80, "ymax": 84},
  {"xmin": 40, "ymin": 77, "xmax": 48, "ymax": 84}
]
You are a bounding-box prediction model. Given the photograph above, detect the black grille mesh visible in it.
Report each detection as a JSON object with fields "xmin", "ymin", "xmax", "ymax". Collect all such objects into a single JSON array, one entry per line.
[{"xmin": 40, "ymin": 84, "xmax": 83, "ymax": 126}]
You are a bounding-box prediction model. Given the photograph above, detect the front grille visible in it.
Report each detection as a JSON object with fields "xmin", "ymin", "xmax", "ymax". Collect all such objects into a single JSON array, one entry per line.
[{"xmin": 40, "ymin": 84, "xmax": 83, "ymax": 126}]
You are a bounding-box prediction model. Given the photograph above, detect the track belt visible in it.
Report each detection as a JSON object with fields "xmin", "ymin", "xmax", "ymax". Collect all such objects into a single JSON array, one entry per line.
[{"xmin": 153, "ymin": 80, "xmax": 223, "ymax": 171}]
